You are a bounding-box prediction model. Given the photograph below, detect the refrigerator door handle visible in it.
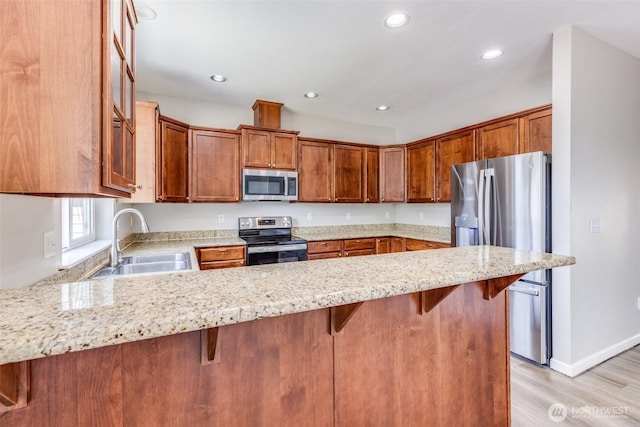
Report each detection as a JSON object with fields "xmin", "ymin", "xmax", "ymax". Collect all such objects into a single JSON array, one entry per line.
[
  {"xmin": 509, "ymin": 285, "xmax": 540, "ymax": 296},
  {"xmin": 484, "ymin": 168, "xmax": 494, "ymax": 244},
  {"xmin": 478, "ymin": 170, "xmax": 485, "ymax": 245}
]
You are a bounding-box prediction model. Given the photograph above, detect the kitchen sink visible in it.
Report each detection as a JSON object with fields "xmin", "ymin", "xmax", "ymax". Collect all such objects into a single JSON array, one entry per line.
[{"xmin": 91, "ymin": 252, "xmax": 192, "ymax": 278}]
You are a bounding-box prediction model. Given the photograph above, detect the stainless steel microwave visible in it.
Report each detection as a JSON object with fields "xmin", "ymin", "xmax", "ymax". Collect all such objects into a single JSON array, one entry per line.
[{"xmin": 242, "ymin": 169, "xmax": 298, "ymax": 201}]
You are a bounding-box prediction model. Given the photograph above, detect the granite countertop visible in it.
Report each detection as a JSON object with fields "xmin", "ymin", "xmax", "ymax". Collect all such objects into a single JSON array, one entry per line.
[{"xmin": 0, "ymin": 245, "xmax": 574, "ymax": 365}]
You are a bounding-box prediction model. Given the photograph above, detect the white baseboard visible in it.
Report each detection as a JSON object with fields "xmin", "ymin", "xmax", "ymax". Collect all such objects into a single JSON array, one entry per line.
[{"xmin": 550, "ymin": 333, "xmax": 640, "ymax": 377}]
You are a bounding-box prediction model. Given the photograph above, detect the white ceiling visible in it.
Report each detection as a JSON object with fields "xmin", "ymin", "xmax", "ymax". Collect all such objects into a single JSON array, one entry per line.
[{"xmin": 135, "ymin": 1, "xmax": 640, "ymax": 134}]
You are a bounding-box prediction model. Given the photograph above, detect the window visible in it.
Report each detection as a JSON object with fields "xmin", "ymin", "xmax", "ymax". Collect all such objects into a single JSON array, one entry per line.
[{"xmin": 62, "ymin": 198, "xmax": 95, "ymax": 251}]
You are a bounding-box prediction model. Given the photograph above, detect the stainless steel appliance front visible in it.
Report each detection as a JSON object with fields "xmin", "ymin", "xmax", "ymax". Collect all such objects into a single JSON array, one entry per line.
[
  {"xmin": 242, "ymin": 169, "xmax": 298, "ymax": 201},
  {"xmin": 238, "ymin": 216, "xmax": 307, "ymax": 265},
  {"xmin": 451, "ymin": 152, "xmax": 552, "ymax": 364}
]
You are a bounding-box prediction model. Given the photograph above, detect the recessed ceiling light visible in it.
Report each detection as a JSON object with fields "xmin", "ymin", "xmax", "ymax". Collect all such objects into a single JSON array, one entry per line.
[
  {"xmin": 384, "ymin": 13, "xmax": 410, "ymax": 28},
  {"xmin": 376, "ymin": 105, "xmax": 390, "ymax": 111},
  {"xmin": 481, "ymin": 49, "xmax": 504, "ymax": 60},
  {"xmin": 210, "ymin": 74, "xmax": 227, "ymax": 83},
  {"xmin": 135, "ymin": 2, "xmax": 157, "ymax": 20},
  {"xmin": 304, "ymin": 92, "xmax": 319, "ymax": 99}
]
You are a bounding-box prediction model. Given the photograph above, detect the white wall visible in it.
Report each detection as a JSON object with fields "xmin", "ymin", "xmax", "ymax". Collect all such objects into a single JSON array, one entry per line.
[
  {"xmin": 134, "ymin": 202, "xmax": 395, "ymax": 232},
  {"xmin": 0, "ymin": 195, "xmax": 61, "ymax": 289},
  {"xmin": 137, "ymin": 91, "xmax": 396, "ymax": 145},
  {"xmin": 395, "ymin": 203, "xmax": 451, "ymax": 228},
  {"xmin": 551, "ymin": 26, "xmax": 640, "ymax": 376}
]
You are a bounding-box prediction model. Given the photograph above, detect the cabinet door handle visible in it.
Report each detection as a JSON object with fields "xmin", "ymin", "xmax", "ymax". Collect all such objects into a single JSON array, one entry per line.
[
  {"xmin": 218, "ymin": 249, "xmax": 228, "ymax": 252},
  {"xmin": 128, "ymin": 183, "xmax": 142, "ymax": 190}
]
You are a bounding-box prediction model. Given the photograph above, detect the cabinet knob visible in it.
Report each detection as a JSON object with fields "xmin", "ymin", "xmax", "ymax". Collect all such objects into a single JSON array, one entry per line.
[{"xmin": 128, "ymin": 184, "xmax": 142, "ymax": 191}]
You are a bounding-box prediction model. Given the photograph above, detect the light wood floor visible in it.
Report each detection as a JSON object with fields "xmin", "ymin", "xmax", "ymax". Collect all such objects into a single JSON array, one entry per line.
[{"xmin": 511, "ymin": 345, "xmax": 640, "ymax": 426}]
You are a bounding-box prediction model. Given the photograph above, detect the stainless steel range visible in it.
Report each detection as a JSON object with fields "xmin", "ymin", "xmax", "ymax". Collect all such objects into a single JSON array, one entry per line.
[{"xmin": 239, "ymin": 216, "xmax": 307, "ymax": 266}]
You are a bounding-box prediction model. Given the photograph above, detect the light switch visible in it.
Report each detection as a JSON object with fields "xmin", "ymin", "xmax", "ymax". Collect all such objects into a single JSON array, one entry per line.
[{"xmin": 589, "ymin": 218, "xmax": 601, "ymax": 233}]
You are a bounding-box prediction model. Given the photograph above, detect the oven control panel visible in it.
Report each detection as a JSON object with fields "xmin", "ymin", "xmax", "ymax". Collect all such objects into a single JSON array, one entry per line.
[{"xmin": 238, "ymin": 216, "xmax": 292, "ymax": 230}]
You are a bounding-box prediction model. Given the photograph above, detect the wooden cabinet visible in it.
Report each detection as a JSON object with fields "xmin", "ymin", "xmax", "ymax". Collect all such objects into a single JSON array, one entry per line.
[
  {"xmin": 407, "ymin": 140, "xmax": 436, "ymax": 202},
  {"xmin": 390, "ymin": 237, "xmax": 405, "ymax": 253},
  {"xmin": 241, "ymin": 127, "xmax": 297, "ymax": 170},
  {"xmin": 0, "ymin": 0, "xmax": 137, "ymax": 197},
  {"xmin": 476, "ymin": 118, "xmax": 519, "ymax": 160},
  {"xmin": 435, "ymin": 130, "xmax": 475, "ymax": 202},
  {"xmin": 334, "ymin": 145, "xmax": 365, "ymax": 203},
  {"xmin": 365, "ymin": 148, "xmax": 380, "ymax": 203},
  {"xmin": 375, "ymin": 238, "xmax": 390, "ymax": 254},
  {"xmin": 307, "ymin": 240, "xmax": 343, "ymax": 260},
  {"xmin": 190, "ymin": 129, "xmax": 241, "ymax": 202},
  {"xmin": 104, "ymin": 0, "xmax": 137, "ymax": 193},
  {"xmin": 157, "ymin": 116, "xmax": 190, "ymax": 203},
  {"xmin": 405, "ymin": 239, "xmax": 450, "ymax": 251},
  {"xmin": 298, "ymin": 139, "xmax": 334, "ymax": 202},
  {"xmin": 129, "ymin": 100, "xmax": 159, "ymax": 203},
  {"xmin": 380, "ymin": 146, "xmax": 406, "ymax": 203},
  {"xmin": 196, "ymin": 246, "xmax": 246, "ymax": 270},
  {"xmin": 343, "ymin": 238, "xmax": 376, "ymax": 257},
  {"xmin": 519, "ymin": 107, "xmax": 552, "ymax": 154}
]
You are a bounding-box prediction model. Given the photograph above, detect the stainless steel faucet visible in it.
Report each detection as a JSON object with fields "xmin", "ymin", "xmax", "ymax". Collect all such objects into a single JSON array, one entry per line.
[{"xmin": 111, "ymin": 208, "xmax": 149, "ymax": 267}]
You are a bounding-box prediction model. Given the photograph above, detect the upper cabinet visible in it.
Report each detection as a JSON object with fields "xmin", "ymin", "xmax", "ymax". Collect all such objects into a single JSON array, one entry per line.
[
  {"xmin": 333, "ymin": 145, "xmax": 365, "ymax": 203},
  {"xmin": 380, "ymin": 146, "xmax": 406, "ymax": 203},
  {"xmin": 157, "ymin": 116, "xmax": 190, "ymax": 203},
  {"xmin": 435, "ymin": 130, "xmax": 475, "ymax": 202},
  {"xmin": 130, "ymin": 100, "xmax": 159, "ymax": 203},
  {"xmin": 519, "ymin": 107, "xmax": 552, "ymax": 154},
  {"xmin": 476, "ymin": 118, "xmax": 519, "ymax": 160},
  {"xmin": 0, "ymin": 0, "xmax": 138, "ymax": 197},
  {"xmin": 191, "ymin": 128, "xmax": 241, "ymax": 202},
  {"xmin": 298, "ymin": 139, "xmax": 334, "ymax": 202},
  {"xmin": 365, "ymin": 148, "xmax": 380, "ymax": 203},
  {"xmin": 240, "ymin": 127, "xmax": 298, "ymax": 170},
  {"xmin": 407, "ymin": 141, "xmax": 436, "ymax": 203}
]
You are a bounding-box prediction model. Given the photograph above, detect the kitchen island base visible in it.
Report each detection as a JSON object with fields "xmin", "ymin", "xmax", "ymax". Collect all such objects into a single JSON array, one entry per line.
[{"xmin": 1, "ymin": 281, "xmax": 510, "ymax": 426}]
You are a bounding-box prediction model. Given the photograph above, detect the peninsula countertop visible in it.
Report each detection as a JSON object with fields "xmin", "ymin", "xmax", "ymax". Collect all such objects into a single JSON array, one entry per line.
[{"xmin": 0, "ymin": 246, "xmax": 574, "ymax": 365}]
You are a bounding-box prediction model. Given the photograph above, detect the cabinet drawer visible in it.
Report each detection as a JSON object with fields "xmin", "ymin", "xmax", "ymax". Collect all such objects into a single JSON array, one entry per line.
[
  {"xmin": 343, "ymin": 238, "xmax": 376, "ymax": 251},
  {"xmin": 197, "ymin": 246, "xmax": 246, "ymax": 262},
  {"xmin": 344, "ymin": 249, "xmax": 376, "ymax": 257},
  {"xmin": 307, "ymin": 252, "xmax": 342, "ymax": 261},
  {"xmin": 307, "ymin": 240, "xmax": 343, "ymax": 254},
  {"xmin": 405, "ymin": 239, "xmax": 450, "ymax": 251},
  {"xmin": 199, "ymin": 259, "xmax": 246, "ymax": 270}
]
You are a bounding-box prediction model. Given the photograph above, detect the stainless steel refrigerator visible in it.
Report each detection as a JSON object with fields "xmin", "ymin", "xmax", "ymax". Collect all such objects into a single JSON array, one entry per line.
[{"xmin": 451, "ymin": 151, "xmax": 551, "ymax": 365}]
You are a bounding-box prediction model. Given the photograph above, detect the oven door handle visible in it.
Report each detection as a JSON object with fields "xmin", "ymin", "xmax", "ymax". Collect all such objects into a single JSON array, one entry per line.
[{"xmin": 247, "ymin": 243, "xmax": 308, "ymax": 254}]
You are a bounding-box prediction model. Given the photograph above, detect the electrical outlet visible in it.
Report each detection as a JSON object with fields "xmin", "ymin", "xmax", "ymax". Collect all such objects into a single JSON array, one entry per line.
[
  {"xmin": 307, "ymin": 213, "xmax": 312, "ymax": 222},
  {"xmin": 419, "ymin": 212, "xmax": 424, "ymax": 220},
  {"xmin": 43, "ymin": 231, "xmax": 56, "ymax": 258},
  {"xmin": 637, "ymin": 297, "xmax": 640, "ymax": 310},
  {"xmin": 346, "ymin": 212, "xmax": 351, "ymax": 221},
  {"xmin": 590, "ymin": 218, "xmax": 601, "ymax": 233},
  {"xmin": 218, "ymin": 214, "xmax": 224, "ymax": 224},
  {"xmin": 385, "ymin": 212, "xmax": 390, "ymax": 219}
]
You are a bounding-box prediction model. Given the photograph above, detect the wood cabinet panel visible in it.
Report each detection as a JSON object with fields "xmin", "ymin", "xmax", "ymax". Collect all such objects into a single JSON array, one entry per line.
[
  {"xmin": 436, "ymin": 130, "xmax": 475, "ymax": 202},
  {"xmin": 405, "ymin": 239, "xmax": 450, "ymax": 251},
  {"xmin": 241, "ymin": 128, "xmax": 297, "ymax": 170},
  {"xmin": 390, "ymin": 237, "xmax": 405, "ymax": 253},
  {"xmin": 298, "ymin": 140, "xmax": 333, "ymax": 202},
  {"xmin": 307, "ymin": 252, "xmax": 342, "ymax": 260},
  {"xmin": 407, "ymin": 141, "xmax": 436, "ymax": 202},
  {"xmin": 333, "ymin": 287, "xmax": 509, "ymax": 426},
  {"xmin": 343, "ymin": 238, "xmax": 376, "ymax": 251},
  {"xmin": 158, "ymin": 117, "xmax": 189, "ymax": 202},
  {"xmin": 476, "ymin": 118, "xmax": 519, "ymax": 160},
  {"xmin": 333, "ymin": 145, "xmax": 365, "ymax": 202},
  {"xmin": 130, "ymin": 100, "xmax": 159, "ymax": 203},
  {"xmin": 380, "ymin": 146, "xmax": 406, "ymax": 202},
  {"xmin": 343, "ymin": 249, "xmax": 375, "ymax": 257},
  {"xmin": 191, "ymin": 129, "xmax": 241, "ymax": 202},
  {"xmin": 196, "ymin": 246, "xmax": 246, "ymax": 269},
  {"xmin": 0, "ymin": 0, "xmax": 135, "ymax": 197},
  {"xmin": 307, "ymin": 240, "xmax": 343, "ymax": 254},
  {"xmin": 365, "ymin": 148, "xmax": 380, "ymax": 203},
  {"xmin": 375, "ymin": 238, "xmax": 390, "ymax": 254},
  {"xmin": 519, "ymin": 107, "xmax": 552, "ymax": 154}
]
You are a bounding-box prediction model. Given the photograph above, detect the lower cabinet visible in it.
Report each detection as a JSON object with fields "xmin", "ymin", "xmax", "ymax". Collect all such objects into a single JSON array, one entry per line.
[
  {"xmin": 196, "ymin": 246, "xmax": 246, "ymax": 270},
  {"xmin": 343, "ymin": 238, "xmax": 376, "ymax": 257},
  {"xmin": 405, "ymin": 239, "xmax": 450, "ymax": 251},
  {"xmin": 307, "ymin": 240, "xmax": 343, "ymax": 260}
]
